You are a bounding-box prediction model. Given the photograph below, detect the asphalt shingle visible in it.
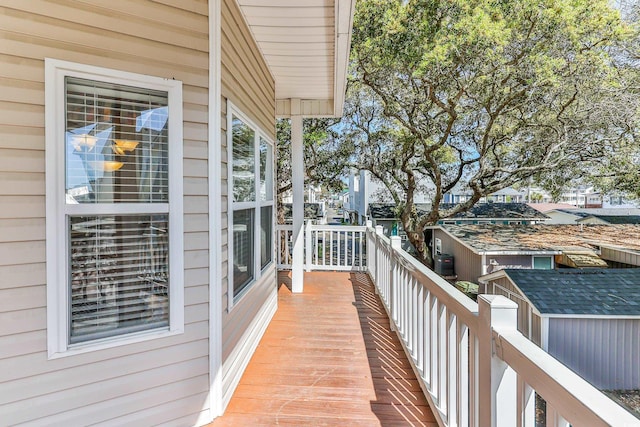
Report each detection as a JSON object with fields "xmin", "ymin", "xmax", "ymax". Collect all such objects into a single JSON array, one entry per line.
[{"xmin": 503, "ymin": 269, "xmax": 640, "ymax": 315}]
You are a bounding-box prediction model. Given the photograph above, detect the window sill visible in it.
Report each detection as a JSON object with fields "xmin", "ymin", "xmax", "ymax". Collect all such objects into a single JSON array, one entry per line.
[{"xmin": 47, "ymin": 326, "xmax": 183, "ymax": 360}]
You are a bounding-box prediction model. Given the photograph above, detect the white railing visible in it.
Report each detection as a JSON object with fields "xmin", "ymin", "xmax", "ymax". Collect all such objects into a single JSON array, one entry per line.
[
  {"xmin": 276, "ymin": 224, "xmax": 294, "ymax": 269},
  {"xmin": 364, "ymin": 225, "xmax": 639, "ymax": 427},
  {"xmin": 276, "ymin": 222, "xmax": 366, "ymax": 271}
]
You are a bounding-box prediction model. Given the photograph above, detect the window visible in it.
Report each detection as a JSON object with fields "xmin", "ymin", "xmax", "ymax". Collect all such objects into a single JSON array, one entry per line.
[
  {"xmin": 228, "ymin": 105, "xmax": 274, "ymax": 306},
  {"xmin": 45, "ymin": 59, "xmax": 183, "ymax": 357},
  {"xmin": 533, "ymin": 256, "xmax": 553, "ymax": 270}
]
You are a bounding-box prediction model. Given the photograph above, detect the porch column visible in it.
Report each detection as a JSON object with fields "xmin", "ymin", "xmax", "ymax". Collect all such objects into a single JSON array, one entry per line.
[{"xmin": 291, "ymin": 104, "xmax": 304, "ymax": 293}]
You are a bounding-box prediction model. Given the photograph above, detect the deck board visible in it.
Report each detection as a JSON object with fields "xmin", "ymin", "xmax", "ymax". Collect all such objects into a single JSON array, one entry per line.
[{"xmin": 211, "ymin": 271, "xmax": 437, "ymax": 426}]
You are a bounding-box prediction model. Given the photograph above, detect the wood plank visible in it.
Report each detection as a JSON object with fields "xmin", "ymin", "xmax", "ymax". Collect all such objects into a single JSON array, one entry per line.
[{"xmin": 210, "ymin": 271, "xmax": 436, "ymax": 426}]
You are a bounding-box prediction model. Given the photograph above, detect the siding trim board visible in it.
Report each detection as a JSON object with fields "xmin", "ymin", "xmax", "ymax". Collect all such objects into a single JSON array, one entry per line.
[{"xmin": 208, "ymin": 0, "xmax": 224, "ymax": 419}]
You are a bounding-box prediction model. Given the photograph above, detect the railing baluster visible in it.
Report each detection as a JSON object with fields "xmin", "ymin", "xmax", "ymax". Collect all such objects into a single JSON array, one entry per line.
[
  {"xmin": 458, "ymin": 323, "xmax": 470, "ymax": 427},
  {"xmin": 329, "ymin": 230, "xmax": 333, "ymax": 267},
  {"xmin": 417, "ymin": 285, "xmax": 424, "ymax": 374},
  {"xmin": 439, "ymin": 302, "xmax": 447, "ymax": 414},
  {"xmin": 517, "ymin": 376, "xmax": 535, "ymax": 427},
  {"xmin": 430, "ymin": 296, "xmax": 438, "ymax": 400},
  {"xmin": 447, "ymin": 312, "xmax": 457, "ymax": 426},
  {"xmin": 424, "ymin": 290, "xmax": 431, "ymax": 386}
]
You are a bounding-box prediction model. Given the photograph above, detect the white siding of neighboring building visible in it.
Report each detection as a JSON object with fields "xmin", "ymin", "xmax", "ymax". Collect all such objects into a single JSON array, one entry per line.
[
  {"xmin": 0, "ymin": 1, "xmax": 211, "ymax": 425},
  {"xmin": 544, "ymin": 210, "xmax": 581, "ymax": 224},
  {"xmin": 219, "ymin": 0, "xmax": 278, "ymax": 410},
  {"xmin": 548, "ymin": 317, "xmax": 640, "ymax": 390}
]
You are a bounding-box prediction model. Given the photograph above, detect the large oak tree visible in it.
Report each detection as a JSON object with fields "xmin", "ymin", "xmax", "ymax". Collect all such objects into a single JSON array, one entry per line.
[{"xmin": 347, "ymin": 0, "xmax": 639, "ymax": 264}]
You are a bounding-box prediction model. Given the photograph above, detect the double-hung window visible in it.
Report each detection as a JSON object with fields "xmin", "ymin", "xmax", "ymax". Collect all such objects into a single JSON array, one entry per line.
[
  {"xmin": 228, "ymin": 105, "xmax": 274, "ymax": 307},
  {"xmin": 45, "ymin": 59, "xmax": 184, "ymax": 357}
]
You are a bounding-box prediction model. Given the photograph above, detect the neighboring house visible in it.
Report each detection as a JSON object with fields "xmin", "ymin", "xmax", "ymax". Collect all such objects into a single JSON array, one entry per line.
[
  {"xmin": 347, "ymin": 169, "xmax": 432, "ymax": 225},
  {"xmin": 0, "ymin": 2, "xmax": 354, "ymax": 425},
  {"xmin": 430, "ymin": 224, "xmax": 562, "ymax": 282},
  {"xmin": 437, "ymin": 202, "xmax": 549, "ymax": 225},
  {"xmin": 281, "ymin": 203, "xmax": 326, "ymax": 224},
  {"xmin": 478, "ymin": 269, "xmax": 640, "ymax": 390},
  {"xmin": 444, "ymin": 187, "xmax": 526, "ymax": 204},
  {"xmin": 429, "ymin": 224, "xmax": 640, "ymax": 282},
  {"xmin": 485, "ymin": 187, "xmax": 526, "ymax": 203},
  {"xmin": 577, "ymin": 214, "xmax": 640, "ymax": 225},
  {"xmin": 527, "ymin": 202, "xmax": 576, "ymax": 215},
  {"xmin": 541, "ymin": 207, "xmax": 640, "ymax": 224},
  {"xmin": 369, "ymin": 202, "xmax": 548, "ymax": 234},
  {"xmin": 595, "ymin": 243, "xmax": 640, "ymax": 268},
  {"xmin": 367, "ymin": 202, "xmax": 549, "ymax": 257}
]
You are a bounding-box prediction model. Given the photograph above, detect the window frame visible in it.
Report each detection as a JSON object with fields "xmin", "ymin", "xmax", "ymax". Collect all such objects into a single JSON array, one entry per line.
[
  {"xmin": 227, "ymin": 103, "xmax": 274, "ymax": 310},
  {"xmin": 532, "ymin": 256, "xmax": 554, "ymax": 270},
  {"xmin": 45, "ymin": 59, "xmax": 184, "ymax": 358}
]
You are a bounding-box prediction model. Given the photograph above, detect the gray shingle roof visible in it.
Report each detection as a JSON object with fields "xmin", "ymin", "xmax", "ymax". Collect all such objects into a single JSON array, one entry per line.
[
  {"xmin": 367, "ymin": 203, "xmax": 548, "ymax": 220},
  {"xmin": 503, "ymin": 269, "xmax": 640, "ymax": 315}
]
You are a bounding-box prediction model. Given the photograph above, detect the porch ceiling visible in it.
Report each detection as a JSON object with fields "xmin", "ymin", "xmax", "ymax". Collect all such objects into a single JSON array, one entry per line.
[{"xmin": 237, "ymin": 0, "xmax": 355, "ymax": 117}]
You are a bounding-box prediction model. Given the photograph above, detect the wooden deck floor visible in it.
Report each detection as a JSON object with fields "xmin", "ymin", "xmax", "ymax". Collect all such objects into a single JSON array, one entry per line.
[{"xmin": 211, "ymin": 271, "xmax": 436, "ymax": 426}]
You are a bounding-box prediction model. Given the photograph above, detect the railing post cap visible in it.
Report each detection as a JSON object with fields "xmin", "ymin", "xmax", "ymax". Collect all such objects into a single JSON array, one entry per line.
[
  {"xmin": 390, "ymin": 235, "xmax": 402, "ymax": 249},
  {"xmin": 366, "ymin": 219, "xmax": 373, "ymax": 228},
  {"xmin": 375, "ymin": 225, "xmax": 384, "ymax": 235},
  {"xmin": 478, "ymin": 294, "xmax": 518, "ymax": 309}
]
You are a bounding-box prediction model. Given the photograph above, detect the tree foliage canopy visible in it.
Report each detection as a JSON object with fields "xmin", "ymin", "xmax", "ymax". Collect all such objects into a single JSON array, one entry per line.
[
  {"xmin": 276, "ymin": 118, "xmax": 354, "ymax": 211},
  {"xmin": 347, "ymin": 0, "xmax": 639, "ymax": 262}
]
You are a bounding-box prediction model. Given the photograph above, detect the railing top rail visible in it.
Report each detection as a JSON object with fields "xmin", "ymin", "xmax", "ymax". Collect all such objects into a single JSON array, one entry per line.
[
  {"xmin": 309, "ymin": 224, "xmax": 367, "ymax": 232},
  {"xmin": 368, "ymin": 227, "xmax": 479, "ymax": 329},
  {"xmin": 493, "ymin": 329, "xmax": 640, "ymax": 426}
]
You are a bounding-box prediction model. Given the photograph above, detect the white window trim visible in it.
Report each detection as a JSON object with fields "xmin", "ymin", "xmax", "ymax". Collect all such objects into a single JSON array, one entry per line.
[
  {"xmin": 227, "ymin": 102, "xmax": 275, "ymax": 310},
  {"xmin": 45, "ymin": 59, "xmax": 184, "ymax": 359}
]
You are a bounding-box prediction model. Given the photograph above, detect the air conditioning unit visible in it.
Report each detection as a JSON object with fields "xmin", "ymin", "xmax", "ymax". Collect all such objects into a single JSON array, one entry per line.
[{"xmin": 435, "ymin": 254, "xmax": 455, "ymax": 276}]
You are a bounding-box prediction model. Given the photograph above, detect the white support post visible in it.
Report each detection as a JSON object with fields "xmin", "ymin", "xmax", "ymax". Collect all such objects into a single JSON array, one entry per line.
[
  {"xmin": 305, "ymin": 219, "xmax": 312, "ymax": 272},
  {"xmin": 478, "ymin": 295, "xmax": 519, "ymax": 427},
  {"xmin": 291, "ymin": 108, "xmax": 304, "ymax": 293}
]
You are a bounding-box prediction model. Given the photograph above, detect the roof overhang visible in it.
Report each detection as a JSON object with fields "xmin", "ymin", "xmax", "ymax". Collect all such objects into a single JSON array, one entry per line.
[{"xmin": 237, "ymin": 0, "xmax": 355, "ymax": 118}]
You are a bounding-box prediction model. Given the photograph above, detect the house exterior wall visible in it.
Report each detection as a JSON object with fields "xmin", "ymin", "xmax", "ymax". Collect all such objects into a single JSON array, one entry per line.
[
  {"xmin": 433, "ymin": 229, "xmax": 482, "ymax": 282},
  {"xmin": 0, "ymin": 2, "xmax": 212, "ymax": 425},
  {"xmin": 219, "ymin": 0, "xmax": 277, "ymax": 409},
  {"xmin": 548, "ymin": 317, "xmax": 640, "ymax": 390},
  {"xmin": 600, "ymin": 246, "xmax": 640, "ymax": 267},
  {"xmin": 485, "ymin": 254, "xmax": 540, "ymax": 273}
]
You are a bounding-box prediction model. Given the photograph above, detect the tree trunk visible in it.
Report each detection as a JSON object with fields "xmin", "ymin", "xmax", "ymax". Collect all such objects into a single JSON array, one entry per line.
[{"xmin": 405, "ymin": 229, "xmax": 433, "ymax": 269}]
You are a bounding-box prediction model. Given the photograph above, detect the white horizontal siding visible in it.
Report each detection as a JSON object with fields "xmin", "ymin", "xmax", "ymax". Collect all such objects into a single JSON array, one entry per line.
[{"xmin": 0, "ymin": 1, "xmax": 212, "ymax": 426}]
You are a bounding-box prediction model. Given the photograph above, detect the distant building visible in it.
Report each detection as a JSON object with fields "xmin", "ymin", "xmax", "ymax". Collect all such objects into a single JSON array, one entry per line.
[
  {"xmin": 367, "ymin": 202, "xmax": 549, "ymax": 254},
  {"xmin": 533, "ymin": 207, "xmax": 640, "ymax": 225},
  {"xmin": 429, "ymin": 224, "xmax": 640, "ymax": 282},
  {"xmin": 478, "ymin": 269, "xmax": 640, "ymax": 390}
]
